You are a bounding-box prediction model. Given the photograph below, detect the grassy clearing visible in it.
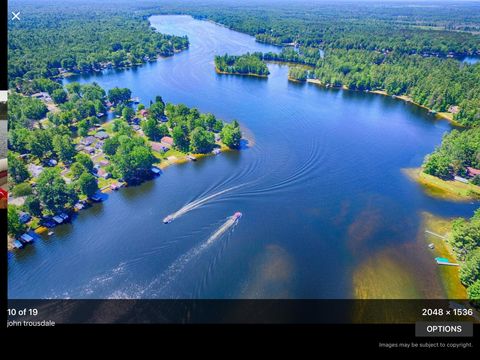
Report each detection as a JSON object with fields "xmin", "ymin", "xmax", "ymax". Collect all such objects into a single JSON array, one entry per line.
[{"xmin": 403, "ymin": 167, "xmax": 480, "ymax": 201}]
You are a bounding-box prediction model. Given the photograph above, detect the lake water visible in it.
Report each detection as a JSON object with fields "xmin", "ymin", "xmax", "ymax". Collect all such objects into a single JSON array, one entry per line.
[{"xmin": 8, "ymin": 15, "xmax": 478, "ymax": 299}]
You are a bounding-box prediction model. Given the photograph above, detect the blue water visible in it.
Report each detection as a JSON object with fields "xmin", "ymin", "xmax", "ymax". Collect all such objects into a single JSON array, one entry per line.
[{"xmin": 8, "ymin": 16, "xmax": 478, "ymax": 299}]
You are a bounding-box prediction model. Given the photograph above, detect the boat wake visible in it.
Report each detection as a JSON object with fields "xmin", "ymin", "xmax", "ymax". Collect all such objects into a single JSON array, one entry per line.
[
  {"xmin": 163, "ymin": 185, "xmax": 244, "ymax": 223},
  {"xmin": 144, "ymin": 213, "xmax": 242, "ymax": 298}
]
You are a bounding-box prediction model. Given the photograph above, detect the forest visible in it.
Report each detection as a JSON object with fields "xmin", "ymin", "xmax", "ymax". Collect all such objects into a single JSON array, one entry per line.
[
  {"xmin": 8, "ymin": 4, "xmax": 189, "ymax": 89},
  {"xmin": 214, "ymin": 53, "xmax": 269, "ymax": 76}
]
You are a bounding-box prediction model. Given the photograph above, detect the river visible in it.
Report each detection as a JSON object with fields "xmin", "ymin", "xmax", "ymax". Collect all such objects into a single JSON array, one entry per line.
[{"xmin": 7, "ymin": 15, "xmax": 478, "ymax": 299}]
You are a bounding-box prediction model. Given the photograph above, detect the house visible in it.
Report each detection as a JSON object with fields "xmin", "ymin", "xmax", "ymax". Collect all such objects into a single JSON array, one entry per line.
[
  {"xmin": 18, "ymin": 212, "xmax": 31, "ymax": 224},
  {"xmin": 95, "ymin": 141, "xmax": 104, "ymax": 150},
  {"xmin": 47, "ymin": 159, "xmax": 57, "ymax": 167},
  {"xmin": 467, "ymin": 167, "xmax": 480, "ymax": 178},
  {"xmin": 83, "ymin": 146, "xmax": 95, "ymax": 154},
  {"xmin": 161, "ymin": 136, "xmax": 174, "ymax": 147},
  {"xmin": 99, "ymin": 159, "xmax": 110, "ymax": 167},
  {"xmin": 31, "ymin": 92, "xmax": 52, "ymax": 102},
  {"xmin": 132, "ymin": 125, "xmax": 141, "ymax": 131},
  {"xmin": 75, "ymin": 144, "xmax": 85, "ymax": 152},
  {"xmin": 95, "ymin": 131, "xmax": 109, "ymax": 140},
  {"xmin": 140, "ymin": 109, "xmax": 149, "ymax": 118},
  {"xmin": 150, "ymin": 142, "xmax": 164, "ymax": 152},
  {"xmin": 28, "ymin": 164, "xmax": 44, "ymax": 178},
  {"xmin": 97, "ymin": 168, "xmax": 111, "ymax": 179},
  {"xmin": 448, "ymin": 105, "xmax": 459, "ymax": 114},
  {"xmin": 81, "ymin": 136, "xmax": 96, "ymax": 146}
]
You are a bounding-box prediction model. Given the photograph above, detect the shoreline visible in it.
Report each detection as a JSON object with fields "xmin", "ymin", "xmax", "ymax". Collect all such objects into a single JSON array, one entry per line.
[
  {"xmin": 403, "ymin": 167, "xmax": 480, "ymax": 202},
  {"xmin": 7, "ymin": 140, "xmax": 242, "ymax": 251},
  {"xmin": 214, "ymin": 67, "xmax": 268, "ymax": 78},
  {"xmin": 421, "ymin": 212, "xmax": 467, "ymax": 299},
  {"xmin": 306, "ymin": 79, "xmax": 461, "ymax": 126}
]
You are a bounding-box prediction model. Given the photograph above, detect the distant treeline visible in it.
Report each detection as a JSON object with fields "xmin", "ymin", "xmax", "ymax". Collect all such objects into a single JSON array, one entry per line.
[{"xmin": 8, "ymin": 5, "xmax": 189, "ymax": 88}]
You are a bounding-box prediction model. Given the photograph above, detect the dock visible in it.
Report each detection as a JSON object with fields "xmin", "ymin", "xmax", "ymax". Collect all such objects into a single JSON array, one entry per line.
[
  {"xmin": 425, "ymin": 230, "xmax": 447, "ymax": 240},
  {"xmin": 435, "ymin": 257, "xmax": 459, "ymax": 266}
]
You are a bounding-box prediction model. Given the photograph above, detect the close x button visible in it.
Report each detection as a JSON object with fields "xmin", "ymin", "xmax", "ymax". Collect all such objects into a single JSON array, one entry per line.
[{"xmin": 415, "ymin": 322, "xmax": 473, "ymax": 337}]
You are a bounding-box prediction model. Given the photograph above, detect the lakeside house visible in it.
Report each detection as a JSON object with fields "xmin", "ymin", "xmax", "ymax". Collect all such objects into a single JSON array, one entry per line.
[
  {"xmin": 80, "ymin": 136, "xmax": 96, "ymax": 146},
  {"xmin": 467, "ymin": 167, "xmax": 480, "ymax": 178},
  {"xmin": 82, "ymin": 146, "xmax": 95, "ymax": 154},
  {"xmin": 448, "ymin": 105, "xmax": 459, "ymax": 114},
  {"xmin": 96, "ymin": 168, "xmax": 111, "ymax": 179},
  {"xmin": 95, "ymin": 131, "xmax": 109, "ymax": 140},
  {"xmin": 31, "ymin": 92, "xmax": 52, "ymax": 102},
  {"xmin": 161, "ymin": 136, "xmax": 174, "ymax": 147},
  {"xmin": 150, "ymin": 141, "xmax": 164, "ymax": 152}
]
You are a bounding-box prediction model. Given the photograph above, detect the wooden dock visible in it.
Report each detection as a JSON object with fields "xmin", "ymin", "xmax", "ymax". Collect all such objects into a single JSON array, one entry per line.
[{"xmin": 425, "ymin": 230, "xmax": 447, "ymax": 240}]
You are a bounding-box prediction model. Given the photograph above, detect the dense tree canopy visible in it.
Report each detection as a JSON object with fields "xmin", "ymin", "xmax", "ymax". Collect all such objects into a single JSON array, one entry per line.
[
  {"xmin": 215, "ymin": 53, "xmax": 269, "ymax": 76},
  {"xmin": 8, "ymin": 5, "xmax": 189, "ymax": 87}
]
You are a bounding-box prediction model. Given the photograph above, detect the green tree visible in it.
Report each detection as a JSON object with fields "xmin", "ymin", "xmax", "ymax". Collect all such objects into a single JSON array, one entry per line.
[
  {"xmin": 51, "ymin": 88, "xmax": 68, "ymax": 104},
  {"xmin": 122, "ymin": 107, "xmax": 135, "ymax": 122},
  {"xmin": 36, "ymin": 168, "xmax": 78, "ymax": 213},
  {"xmin": 103, "ymin": 136, "xmax": 120, "ymax": 156},
  {"xmin": 28, "ymin": 129, "xmax": 53, "ymax": 159},
  {"xmin": 8, "ymin": 205, "xmax": 26, "ymax": 237},
  {"xmin": 77, "ymin": 172, "xmax": 99, "ymax": 197},
  {"xmin": 53, "ymin": 134, "xmax": 76, "ymax": 163},
  {"xmin": 8, "ymin": 152, "xmax": 30, "ymax": 184},
  {"xmin": 220, "ymin": 121, "xmax": 242, "ymax": 148},
  {"xmin": 12, "ymin": 182, "xmax": 33, "ymax": 197},
  {"xmin": 75, "ymin": 153, "xmax": 94, "ymax": 172},
  {"xmin": 423, "ymin": 152, "xmax": 452, "ymax": 179},
  {"xmin": 70, "ymin": 162, "xmax": 87, "ymax": 180},
  {"xmin": 142, "ymin": 118, "xmax": 161, "ymax": 141},
  {"xmin": 149, "ymin": 101, "xmax": 165, "ymax": 120},
  {"xmin": 111, "ymin": 137, "xmax": 154, "ymax": 181},
  {"xmin": 172, "ymin": 125, "xmax": 189, "ymax": 152},
  {"xmin": 108, "ymin": 87, "xmax": 131, "ymax": 105},
  {"xmin": 190, "ymin": 127, "xmax": 215, "ymax": 153},
  {"xmin": 460, "ymin": 248, "xmax": 480, "ymax": 287},
  {"xmin": 77, "ymin": 119, "xmax": 90, "ymax": 137},
  {"xmin": 467, "ymin": 280, "xmax": 480, "ymax": 300},
  {"xmin": 9, "ymin": 128, "xmax": 31, "ymax": 153},
  {"xmin": 24, "ymin": 196, "xmax": 43, "ymax": 217}
]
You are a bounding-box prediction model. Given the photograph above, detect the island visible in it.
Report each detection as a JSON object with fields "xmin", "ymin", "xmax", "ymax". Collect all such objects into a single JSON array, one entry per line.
[
  {"xmin": 7, "ymin": 81, "xmax": 242, "ymax": 250},
  {"xmin": 214, "ymin": 53, "xmax": 270, "ymax": 77}
]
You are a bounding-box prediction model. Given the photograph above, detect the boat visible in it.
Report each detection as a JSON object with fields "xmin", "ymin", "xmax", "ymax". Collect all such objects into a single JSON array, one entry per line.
[
  {"xmin": 232, "ymin": 212, "xmax": 242, "ymax": 220},
  {"xmin": 163, "ymin": 215, "xmax": 174, "ymax": 224},
  {"xmin": 187, "ymin": 155, "xmax": 196, "ymax": 161},
  {"xmin": 48, "ymin": 231, "xmax": 54, "ymax": 236}
]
